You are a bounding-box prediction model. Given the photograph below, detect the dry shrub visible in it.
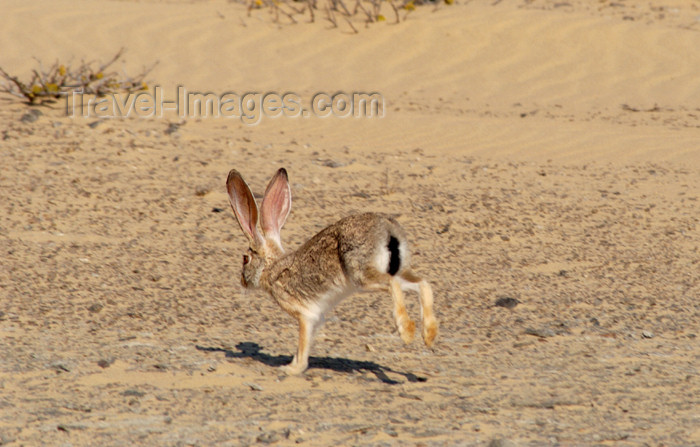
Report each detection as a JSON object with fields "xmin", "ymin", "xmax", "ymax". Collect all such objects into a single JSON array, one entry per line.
[{"xmin": 0, "ymin": 48, "xmax": 157, "ymax": 105}]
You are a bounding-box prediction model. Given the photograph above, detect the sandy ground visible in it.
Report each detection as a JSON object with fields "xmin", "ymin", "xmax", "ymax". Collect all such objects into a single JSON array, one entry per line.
[{"xmin": 1, "ymin": 0, "xmax": 699, "ymax": 445}]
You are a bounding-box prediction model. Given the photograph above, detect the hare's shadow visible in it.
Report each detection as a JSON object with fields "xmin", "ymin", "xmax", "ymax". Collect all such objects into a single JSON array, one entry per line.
[{"xmin": 195, "ymin": 342, "xmax": 426, "ymax": 385}]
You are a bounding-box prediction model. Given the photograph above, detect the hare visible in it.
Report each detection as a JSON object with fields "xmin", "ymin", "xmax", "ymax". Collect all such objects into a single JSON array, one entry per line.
[{"xmin": 226, "ymin": 167, "xmax": 438, "ymax": 375}]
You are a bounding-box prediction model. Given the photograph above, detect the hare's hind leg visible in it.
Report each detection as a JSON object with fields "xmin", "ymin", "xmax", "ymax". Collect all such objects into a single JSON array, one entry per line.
[
  {"xmin": 390, "ymin": 278, "xmax": 416, "ymax": 344},
  {"xmin": 399, "ymin": 270, "xmax": 438, "ymax": 347}
]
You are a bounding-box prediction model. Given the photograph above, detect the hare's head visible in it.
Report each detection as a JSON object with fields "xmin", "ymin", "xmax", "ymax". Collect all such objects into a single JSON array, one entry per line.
[{"xmin": 226, "ymin": 168, "xmax": 291, "ymax": 289}]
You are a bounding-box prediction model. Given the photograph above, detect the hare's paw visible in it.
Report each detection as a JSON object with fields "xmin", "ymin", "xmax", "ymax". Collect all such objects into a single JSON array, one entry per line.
[
  {"xmin": 399, "ymin": 319, "xmax": 416, "ymax": 344},
  {"xmin": 422, "ymin": 318, "xmax": 438, "ymax": 348},
  {"xmin": 280, "ymin": 362, "xmax": 307, "ymax": 376}
]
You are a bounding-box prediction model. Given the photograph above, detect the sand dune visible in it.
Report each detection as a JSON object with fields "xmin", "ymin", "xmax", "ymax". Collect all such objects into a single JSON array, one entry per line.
[{"xmin": 3, "ymin": 0, "xmax": 699, "ymax": 165}]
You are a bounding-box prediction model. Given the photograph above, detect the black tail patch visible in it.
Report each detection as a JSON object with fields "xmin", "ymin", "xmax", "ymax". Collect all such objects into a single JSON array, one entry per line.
[{"xmin": 387, "ymin": 236, "xmax": 401, "ymax": 276}]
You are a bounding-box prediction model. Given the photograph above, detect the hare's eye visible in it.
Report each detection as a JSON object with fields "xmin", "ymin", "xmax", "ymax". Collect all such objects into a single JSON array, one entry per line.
[{"xmin": 242, "ymin": 254, "xmax": 250, "ymax": 265}]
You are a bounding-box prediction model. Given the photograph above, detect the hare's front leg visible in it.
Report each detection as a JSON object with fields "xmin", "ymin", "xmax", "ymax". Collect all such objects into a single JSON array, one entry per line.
[{"xmin": 281, "ymin": 313, "xmax": 318, "ymax": 375}]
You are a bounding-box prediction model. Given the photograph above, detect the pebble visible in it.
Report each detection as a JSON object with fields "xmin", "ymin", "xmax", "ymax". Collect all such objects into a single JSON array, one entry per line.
[
  {"xmin": 164, "ymin": 122, "xmax": 181, "ymax": 135},
  {"xmin": 194, "ymin": 186, "xmax": 210, "ymax": 197},
  {"xmin": 642, "ymin": 330, "xmax": 654, "ymax": 339},
  {"xmin": 525, "ymin": 327, "xmax": 556, "ymax": 338},
  {"xmin": 488, "ymin": 438, "xmax": 518, "ymax": 447},
  {"xmin": 20, "ymin": 109, "xmax": 42, "ymax": 123},
  {"xmin": 494, "ymin": 296, "xmax": 519, "ymax": 309},
  {"xmin": 383, "ymin": 426, "xmax": 398, "ymax": 437},
  {"xmin": 97, "ymin": 358, "xmax": 113, "ymax": 368},
  {"xmin": 122, "ymin": 389, "xmax": 146, "ymax": 397},
  {"xmin": 51, "ymin": 362, "xmax": 71, "ymax": 373},
  {"xmin": 321, "ymin": 159, "xmax": 347, "ymax": 168},
  {"xmin": 243, "ymin": 382, "xmax": 263, "ymax": 391},
  {"xmin": 256, "ymin": 432, "xmax": 280, "ymax": 444},
  {"xmin": 88, "ymin": 303, "xmax": 103, "ymax": 313}
]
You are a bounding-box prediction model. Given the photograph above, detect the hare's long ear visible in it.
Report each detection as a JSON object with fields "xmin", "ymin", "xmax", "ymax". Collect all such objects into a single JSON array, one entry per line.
[
  {"xmin": 260, "ymin": 168, "xmax": 291, "ymax": 247},
  {"xmin": 226, "ymin": 169, "xmax": 263, "ymax": 246}
]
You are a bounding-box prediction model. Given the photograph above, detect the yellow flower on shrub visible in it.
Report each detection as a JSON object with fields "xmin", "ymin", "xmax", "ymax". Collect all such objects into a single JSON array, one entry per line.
[
  {"xmin": 58, "ymin": 65, "xmax": 67, "ymax": 76},
  {"xmin": 404, "ymin": 1, "xmax": 415, "ymax": 10}
]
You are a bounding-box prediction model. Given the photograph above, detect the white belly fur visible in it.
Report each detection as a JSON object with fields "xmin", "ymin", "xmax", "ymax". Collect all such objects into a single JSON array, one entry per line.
[{"xmin": 300, "ymin": 284, "xmax": 358, "ymax": 324}]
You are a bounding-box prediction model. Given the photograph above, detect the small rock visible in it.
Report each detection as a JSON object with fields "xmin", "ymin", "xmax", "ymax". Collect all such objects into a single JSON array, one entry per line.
[
  {"xmin": 51, "ymin": 362, "xmax": 71, "ymax": 373},
  {"xmin": 122, "ymin": 389, "xmax": 146, "ymax": 397},
  {"xmin": 384, "ymin": 426, "xmax": 398, "ymax": 437},
  {"xmin": 321, "ymin": 159, "xmax": 346, "ymax": 168},
  {"xmin": 436, "ymin": 223, "xmax": 450, "ymax": 235},
  {"xmin": 57, "ymin": 423, "xmax": 86, "ymax": 431},
  {"xmin": 642, "ymin": 330, "xmax": 654, "ymax": 339},
  {"xmin": 488, "ymin": 438, "xmax": 517, "ymax": 447},
  {"xmin": 64, "ymin": 402, "xmax": 92, "ymax": 413},
  {"xmin": 525, "ymin": 327, "xmax": 556, "ymax": 338},
  {"xmin": 398, "ymin": 392, "xmax": 422, "ymax": 401},
  {"xmin": 20, "ymin": 109, "xmax": 42, "ymax": 123},
  {"xmin": 257, "ymin": 432, "xmax": 280, "ymax": 444},
  {"xmin": 195, "ymin": 186, "xmax": 210, "ymax": 197},
  {"xmin": 88, "ymin": 303, "xmax": 103, "ymax": 313},
  {"xmin": 243, "ymin": 382, "xmax": 263, "ymax": 391},
  {"xmin": 97, "ymin": 358, "xmax": 113, "ymax": 368},
  {"xmin": 88, "ymin": 120, "xmax": 103, "ymax": 129},
  {"xmin": 164, "ymin": 122, "xmax": 181, "ymax": 135},
  {"xmin": 494, "ymin": 297, "xmax": 519, "ymax": 309}
]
